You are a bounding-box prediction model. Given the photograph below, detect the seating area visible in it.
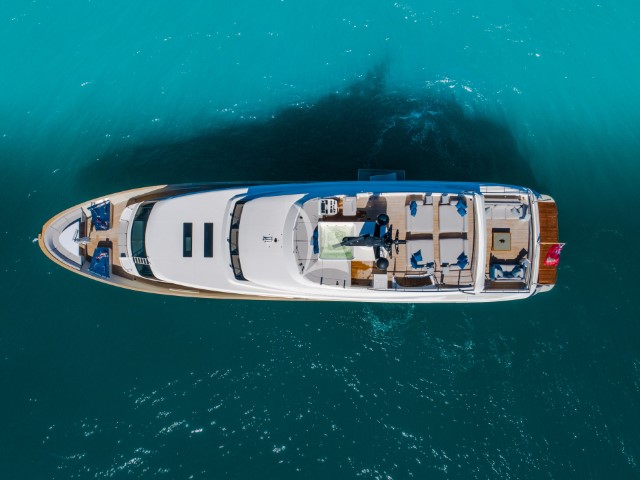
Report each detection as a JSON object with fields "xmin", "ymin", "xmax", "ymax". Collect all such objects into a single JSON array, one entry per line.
[
  {"xmin": 404, "ymin": 194, "xmax": 473, "ymax": 285},
  {"xmin": 406, "ymin": 239, "xmax": 435, "ymax": 272},
  {"xmin": 483, "ymin": 197, "xmax": 532, "ymax": 287},
  {"xmin": 485, "ymin": 203, "xmax": 529, "ymax": 221},
  {"xmin": 439, "ymin": 198, "xmax": 468, "ymax": 233},
  {"xmin": 406, "ymin": 200, "xmax": 434, "ymax": 233},
  {"xmin": 299, "ymin": 192, "xmax": 475, "ymax": 289},
  {"xmin": 490, "ymin": 262, "xmax": 526, "ymax": 280}
]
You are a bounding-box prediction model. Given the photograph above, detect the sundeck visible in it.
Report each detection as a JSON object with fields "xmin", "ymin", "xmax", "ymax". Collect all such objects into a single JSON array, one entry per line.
[{"xmin": 38, "ymin": 181, "xmax": 561, "ymax": 302}]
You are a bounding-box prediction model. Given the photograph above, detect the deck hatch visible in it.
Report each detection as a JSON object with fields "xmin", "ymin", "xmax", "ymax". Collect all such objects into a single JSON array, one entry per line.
[
  {"xmin": 204, "ymin": 223, "xmax": 213, "ymax": 257},
  {"xmin": 183, "ymin": 223, "xmax": 193, "ymax": 257}
]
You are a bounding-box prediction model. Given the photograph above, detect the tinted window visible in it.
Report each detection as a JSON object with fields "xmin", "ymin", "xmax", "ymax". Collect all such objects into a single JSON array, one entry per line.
[
  {"xmin": 204, "ymin": 223, "xmax": 213, "ymax": 257},
  {"xmin": 183, "ymin": 223, "xmax": 192, "ymax": 257}
]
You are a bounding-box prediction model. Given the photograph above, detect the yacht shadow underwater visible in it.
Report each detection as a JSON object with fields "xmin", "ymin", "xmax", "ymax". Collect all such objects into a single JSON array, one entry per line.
[{"xmin": 78, "ymin": 71, "xmax": 541, "ymax": 191}]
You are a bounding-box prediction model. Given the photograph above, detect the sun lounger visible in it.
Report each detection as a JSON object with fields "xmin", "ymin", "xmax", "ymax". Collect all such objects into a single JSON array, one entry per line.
[
  {"xmin": 406, "ymin": 239, "xmax": 435, "ymax": 271},
  {"xmin": 439, "ymin": 203, "xmax": 468, "ymax": 233},
  {"xmin": 439, "ymin": 237, "xmax": 469, "ymax": 269},
  {"xmin": 406, "ymin": 203, "xmax": 434, "ymax": 233}
]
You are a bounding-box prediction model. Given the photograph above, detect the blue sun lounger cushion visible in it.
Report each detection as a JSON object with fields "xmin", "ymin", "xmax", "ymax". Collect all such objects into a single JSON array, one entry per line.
[
  {"xmin": 89, "ymin": 247, "xmax": 110, "ymax": 278},
  {"xmin": 89, "ymin": 201, "xmax": 111, "ymax": 231}
]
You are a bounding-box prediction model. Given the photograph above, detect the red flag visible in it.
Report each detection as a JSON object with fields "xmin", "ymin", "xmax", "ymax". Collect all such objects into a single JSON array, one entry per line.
[{"xmin": 544, "ymin": 243, "xmax": 565, "ymax": 266}]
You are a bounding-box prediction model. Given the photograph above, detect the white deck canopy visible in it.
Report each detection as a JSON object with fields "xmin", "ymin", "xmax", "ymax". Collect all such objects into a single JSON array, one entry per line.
[{"xmin": 238, "ymin": 194, "xmax": 305, "ymax": 288}]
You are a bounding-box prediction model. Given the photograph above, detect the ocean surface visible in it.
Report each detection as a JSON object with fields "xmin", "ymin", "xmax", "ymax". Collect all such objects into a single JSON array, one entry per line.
[{"xmin": 1, "ymin": 1, "xmax": 640, "ymax": 478}]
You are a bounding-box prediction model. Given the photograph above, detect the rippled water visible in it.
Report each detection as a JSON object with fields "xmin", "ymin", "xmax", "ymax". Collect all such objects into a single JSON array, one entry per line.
[{"xmin": 1, "ymin": 1, "xmax": 640, "ymax": 478}]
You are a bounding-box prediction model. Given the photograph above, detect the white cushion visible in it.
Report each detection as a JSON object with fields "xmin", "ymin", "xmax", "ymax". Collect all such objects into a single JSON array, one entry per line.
[
  {"xmin": 373, "ymin": 274, "xmax": 388, "ymax": 289},
  {"xmin": 342, "ymin": 196, "xmax": 357, "ymax": 216},
  {"xmin": 439, "ymin": 237, "xmax": 469, "ymax": 265},
  {"xmin": 485, "ymin": 204, "xmax": 525, "ymax": 220},
  {"xmin": 406, "ymin": 204, "xmax": 434, "ymax": 233},
  {"xmin": 406, "ymin": 239, "xmax": 435, "ymax": 266},
  {"xmin": 439, "ymin": 204, "xmax": 468, "ymax": 233}
]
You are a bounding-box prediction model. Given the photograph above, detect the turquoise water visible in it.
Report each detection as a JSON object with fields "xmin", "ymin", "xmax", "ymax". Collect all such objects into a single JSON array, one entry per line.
[{"xmin": 2, "ymin": 1, "xmax": 640, "ymax": 478}]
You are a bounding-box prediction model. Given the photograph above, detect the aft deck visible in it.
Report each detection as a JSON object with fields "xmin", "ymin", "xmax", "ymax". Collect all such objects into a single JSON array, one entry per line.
[{"xmin": 483, "ymin": 193, "xmax": 532, "ymax": 290}]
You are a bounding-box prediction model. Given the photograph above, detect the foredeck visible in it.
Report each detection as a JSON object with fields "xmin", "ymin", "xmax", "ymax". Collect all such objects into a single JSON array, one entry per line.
[
  {"xmin": 537, "ymin": 201, "xmax": 559, "ymax": 285},
  {"xmin": 84, "ymin": 200, "xmax": 128, "ymax": 268}
]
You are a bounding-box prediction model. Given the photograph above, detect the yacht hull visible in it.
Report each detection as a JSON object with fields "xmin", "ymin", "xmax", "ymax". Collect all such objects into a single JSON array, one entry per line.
[{"xmin": 39, "ymin": 181, "xmax": 560, "ymax": 303}]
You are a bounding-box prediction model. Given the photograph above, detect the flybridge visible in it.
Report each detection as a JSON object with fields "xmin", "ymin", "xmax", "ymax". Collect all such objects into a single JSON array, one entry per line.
[{"xmin": 39, "ymin": 181, "xmax": 561, "ymax": 303}]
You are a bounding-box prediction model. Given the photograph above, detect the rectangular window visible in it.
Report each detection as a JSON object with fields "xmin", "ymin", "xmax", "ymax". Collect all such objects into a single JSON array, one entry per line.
[
  {"xmin": 183, "ymin": 223, "xmax": 192, "ymax": 257},
  {"xmin": 204, "ymin": 223, "xmax": 213, "ymax": 257}
]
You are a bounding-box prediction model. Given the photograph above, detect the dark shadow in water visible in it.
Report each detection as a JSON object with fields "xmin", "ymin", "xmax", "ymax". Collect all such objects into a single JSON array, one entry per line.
[{"xmin": 79, "ymin": 67, "xmax": 538, "ymax": 190}]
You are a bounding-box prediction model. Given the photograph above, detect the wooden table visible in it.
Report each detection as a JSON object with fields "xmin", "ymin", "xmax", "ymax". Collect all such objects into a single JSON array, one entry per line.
[{"xmin": 492, "ymin": 231, "xmax": 511, "ymax": 251}]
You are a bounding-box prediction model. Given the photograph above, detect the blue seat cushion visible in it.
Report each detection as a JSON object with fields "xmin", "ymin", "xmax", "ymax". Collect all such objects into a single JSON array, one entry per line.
[
  {"xmin": 410, "ymin": 200, "xmax": 418, "ymax": 217},
  {"xmin": 490, "ymin": 264, "xmax": 503, "ymax": 279},
  {"xmin": 412, "ymin": 249, "xmax": 423, "ymax": 262},
  {"xmin": 410, "ymin": 256, "xmax": 420, "ymax": 269},
  {"xmin": 456, "ymin": 252, "xmax": 468, "ymax": 269},
  {"xmin": 311, "ymin": 227, "xmax": 319, "ymax": 254}
]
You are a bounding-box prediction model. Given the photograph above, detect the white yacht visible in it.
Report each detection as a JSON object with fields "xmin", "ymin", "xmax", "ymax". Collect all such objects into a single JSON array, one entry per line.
[{"xmin": 38, "ymin": 181, "xmax": 561, "ymax": 302}]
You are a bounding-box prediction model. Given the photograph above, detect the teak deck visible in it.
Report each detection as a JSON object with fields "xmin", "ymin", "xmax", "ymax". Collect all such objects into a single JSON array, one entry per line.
[
  {"xmin": 349, "ymin": 193, "xmax": 475, "ymax": 288},
  {"xmin": 537, "ymin": 201, "xmax": 559, "ymax": 285}
]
